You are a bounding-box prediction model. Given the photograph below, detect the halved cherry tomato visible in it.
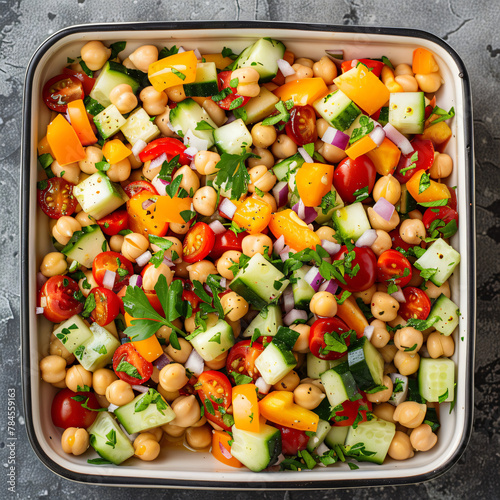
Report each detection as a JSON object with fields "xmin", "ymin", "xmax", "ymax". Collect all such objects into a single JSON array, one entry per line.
[
  {"xmin": 212, "ymin": 71, "xmax": 250, "ymax": 110},
  {"xmin": 40, "ymin": 275, "xmax": 83, "ymax": 323},
  {"xmin": 209, "ymin": 229, "xmax": 248, "ymax": 260},
  {"xmin": 332, "ymin": 246, "xmax": 377, "ymax": 293},
  {"xmin": 394, "ymin": 139, "xmax": 435, "ymax": 184},
  {"xmin": 331, "ymin": 393, "xmax": 372, "ymax": 426},
  {"xmin": 309, "ymin": 317, "xmax": 351, "ymax": 360},
  {"xmin": 182, "ymin": 289, "xmax": 201, "ymax": 313},
  {"xmin": 196, "ymin": 371, "xmax": 232, "ymax": 430},
  {"xmin": 399, "ymin": 286, "xmax": 431, "ymax": 321},
  {"xmin": 341, "ymin": 59, "xmax": 385, "ymax": 77},
  {"xmin": 42, "ymin": 74, "xmax": 84, "ymax": 113},
  {"xmin": 376, "ymin": 249, "xmax": 413, "ymax": 287},
  {"xmin": 226, "ymin": 340, "xmax": 265, "ymax": 382},
  {"xmin": 333, "ymin": 155, "xmax": 376, "ymax": 204},
  {"xmin": 285, "ymin": 105, "xmax": 318, "ymax": 145},
  {"xmin": 447, "ymin": 187, "xmax": 457, "ymax": 211},
  {"xmin": 51, "ymin": 389, "xmax": 100, "ymax": 429},
  {"xmin": 138, "ymin": 137, "xmax": 191, "ymax": 165},
  {"xmin": 124, "ymin": 180, "xmax": 159, "ymax": 198},
  {"xmin": 62, "ymin": 67, "xmax": 96, "ymax": 95},
  {"xmin": 92, "ymin": 251, "xmax": 134, "ymax": 292},
  {"xmin": 37, "ymin": 177, "xmax": 78, "ymax": 219},
  {"xmin": 89, "ymin": 286, "xmax": 121, "ymax": 326},
  {"xmin": 273, "ymin": 424, "xmax": 309, "ymax": 456},
  {"xmin": 112, "ymin": 343, "xmax": 153, "ymax": 385},
  {"xmin": 182, "ymin": 222, "xmax": 215, "ymax": 263},
  {"xmin": 422, "ymin": 206, "xmax": 459, "ymax": 238},
  {"xmin": 96, "ymin": 209, "xmax": 129, "ymax": 235}
]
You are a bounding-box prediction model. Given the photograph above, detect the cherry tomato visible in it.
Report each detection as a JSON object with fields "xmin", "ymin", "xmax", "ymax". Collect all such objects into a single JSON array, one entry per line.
[
  {"xmin": 447, "ymin": 187, "xmax": 457, "ymax": 211},
  {"xmin": 331, "ymin": 393, "xmax": 372, "ymax": 427},
  {"xmin": 196, "ymin": 371, "xmax": 232, "ymax": 430},
  {"xmin": 182, "ymin": 222, "xmax": 215, "ymax": 263},
  {"xmin": 285, "ymin": 105, "xmax": 318, "ymax": 145},
  {"xmin": 341, "ymin": 59, "xmax": 385, "ymax": 77},
  {"xmin": 37, "ymin": 178, "xmax": 78, "ymax": 219},
  {"xmin": 389, "ymin": 228, "xmax": 412, "ymax": 252},
  {"xmin": 273, "ymin": 424, "xmax": 309, "ymax": 455},
  {"xmin": 398, "ymin": 286, "xmax": 432, "ymax": 321},
  {"xmin": 40, "ymin": 276, "xmax": 83, "ymax": 323},
  {"xmin": 92, "ymin": 251, "xmax": 134, "ymax": 292},
  {"xmin": 89, "ymin": 287, "xmax": 121, "ymax": 326},
  {"xmin": 42, "ymin": 74, "xmax": 84, "ymax": 113},
  {"xmin": 62, "ymin": 67, "xmax": 96, "ymax": 95},
  {"xmin": 226, "ymin": 340, "xmax": 265, "ymax": 382},
  {"xmin": 138, "ymin": 137, "xmax": 191, "ymax": 165},
  {"xmin": 309, "ymin": 317, "xmax": 351, "ymax": 360},
  {"xmin": 51, "ymin": 389, "xmax": 100, "ymax": 429},
  {"xmin": 394, "ymin": 139, "xmax": 435, "ymax": 184},
  {"xmin": 112, "ymin": 343, "xmax": 153, "ymax": 385},
  {"xmin": 332, "ymin": 246, "xmax": 377, "ymax": 293},
  {"xmin": 333, "ymin": 155, "xmax": 376, "ymax": 204},
  {"xmin": 209, "ymin": 229, "xmax": 248, "ymax": 260},
  {"xmin": 143, "ymin": 289, "xmax": 163, "ymax": 316},
  {"xmin": 376, "ymin": 249, "xmax": 413, "ymax": 287},
  {"xmin": 182, "ymin": 289, "xmax": 201, "ymax": 313},
  {"xmin": 212, "ymin": 71, "xmax": 250, "ymax": 111},
  {"xmin": 422, "ymin": 206, "xmax": 459, "ymax": 238},
  {"xmin": 124, "ymin": 180, "xmax": 159, "ymax": 199},
  {"xmin": 96, "ymin": 209, "xmax": 129, "ymax": 236}
]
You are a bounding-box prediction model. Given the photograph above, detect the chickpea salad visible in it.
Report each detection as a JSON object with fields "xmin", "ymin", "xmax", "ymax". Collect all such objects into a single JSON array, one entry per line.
[{"xmin": 36, "ymin": 37, "xmax": 461, "ymax": 471}]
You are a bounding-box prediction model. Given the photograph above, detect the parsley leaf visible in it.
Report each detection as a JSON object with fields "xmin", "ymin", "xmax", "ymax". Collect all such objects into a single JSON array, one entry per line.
[
  {"xmin": 419, "ymin": 172, "xmax": 431, "ymax": 194},
  {"xmin": 231, "ymin": 372, "xmax": 253, "ymax": 385},
  {"xmin": 195, "ymin": 120, "xmax": 214, "ymax": 131},
  {"xmin": 399, "ymin": 151, "xmax": 419, "ymax": 175},
  {"xmin": 430, "ymin": 106, "xmax": 455, "ymax": 125},
  {"xmin": 81, "ymin": 293, "xmax": 96, "ymax": 318},
  {"xmin": 215, "ymin": 152, "xmax": 256, "ymax": 200},
  {"xmin": 262, "ymin": 100, "xmax": 293, "ymax": 126},
  {"xmin": 105, "ymin": 429, "xmax": 117, "ymax": 449},
  {"xmin": 158, "ymin": 155, "xmax": 180, "ymax": 183},
  {"xmin": 233, "ymin": 107, "xmax": 248, "ymax": 122},
  {"xmin": 159, "ymin": 45, "xmax": 179, "ymax": 59},
  {"xmin": 212, "ymin": 87, "xmax": 232, "ymax": 102},
  {"xmin": 353, "ymin": 186, "xmax": 370, "ymax": 202},
  {"xmin": 349, "ymin": 115, "xmax": 374, "ymax": 144},
  {"xmin": 115, "ymin": 359, "xmax": 142, "ymax": 380},
  {"xmin": 109, "ymin": 41, "xmax": 126, "ymax": 60}
]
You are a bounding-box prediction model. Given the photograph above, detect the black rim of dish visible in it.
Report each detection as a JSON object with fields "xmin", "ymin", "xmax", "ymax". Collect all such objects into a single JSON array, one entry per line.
[{"xmin": 20, "ymin": 20, "xmax": 475, "ymax": 490}]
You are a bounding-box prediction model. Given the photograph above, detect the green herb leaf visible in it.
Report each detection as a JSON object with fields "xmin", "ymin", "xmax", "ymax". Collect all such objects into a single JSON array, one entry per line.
[
  {"xmin": 229, "ymin": 97, "xmax": 244, "ymax": 110},
  {"xmin": 115, "ymin": 359, "xmax": 142, "ymax": 380},
  {"xmin": 158, "ymin": 154, "xmax": 180, "ymax": 183},
  {"xmin": 393, "ymin": 378, "xmax": 404, "ymax": 393},
  {"xmin": 81, "ymin": 293, "xmax": 96, "ymax": 318},
  {"xmin": 352, "ymin": 186, "xmax": 370, "ymax": 202},
  {"xmin": 109, "ymin": 41, "xmax": 126, "ymax": 60},
  {"xmin": 349, "ymin": 115, "xmax": 374, "ymax": 144},
  {"xmin": 159, "ymin": 45, "xmax": 179, "ymax": 59},
  {"xmin": 38, "ymin": 153, "xmax": 54, "ymax": 170},
  {"xmin": 381, "ymin": 55, "xmax": 394, "ymax": 69},
  {"xmin": 430, "ymin": 106, "xmax": 455, "ymax": 125},
  {"xmin": 418, "ymin": 172, "xmax": 431, "ymax": 194},
  {"xmin": 195, "ymin": 120, "xmax": 215, "ymax": 131},
  {"xmin": 438, "ymin": 388, "xmax": 449, "ymax": 403},
  {"xmin": 105, "ymin": 429, "xmax": 117, "ymax": 449},
  {"xmin": 93, "ymin": 344, "xmax": 107, "ymax": 355},
  {"xmin": 95, "ymin": 160, "xmax": 110, "ymax": 172},
  {"xmin": 171, "ymin": 68, "xmax": 186, "ymax": 80},
  {"xmin": 211, "ymin": 87, "xmax": 232, "ymax": 102},
  {"xmin": 74, "ymin": 345, "xmax": 85, "ymax": 360},
  {"xmin": 222, "ymin": 47, "xmax": 236, "ymax": 58},
  {"xmin": 262, "ymin": 100, "xmax": 292, "ymax": 126},
  {"xmin": 87, "ymin": 458, "xmax": 113, "ymax": 465},
  {"xmin": 231, "ymin": 372, "xmax": 253, "ymax": 385},
  {"xmin": 215, "ymin": 151, "xmax": 255, "ymax": 200}
]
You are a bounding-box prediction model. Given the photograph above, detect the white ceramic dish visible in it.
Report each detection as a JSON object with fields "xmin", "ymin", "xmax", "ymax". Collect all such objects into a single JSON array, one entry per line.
[{"xmin": 21, "ymin": 21, "xmax": 475, "ymax": 489}]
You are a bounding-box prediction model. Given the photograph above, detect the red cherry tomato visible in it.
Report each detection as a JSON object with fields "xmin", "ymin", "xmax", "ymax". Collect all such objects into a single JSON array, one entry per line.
[
  {"xmin": 42, "ymin": 74, "xmax": 84, "ymax": 112},
  {"xmin": 285, "ymin": 105, "xmax": 318, "ymax": 145},
  {"xmin": 62, "ymin": 67, "xmax": 96, "ymax": 95},
  {"xmin": 226, "ymin": 340, "xmax": 265, "ymax": 382},
  {"xmin": 138, "ymin": 137, "xmax": 191, "ymax": 165},
  {"xmin": 422, "ymin": 206, "xmax": 459, "ymax": 238},
  {"xmin": 447, "ymin": 187, "xmax": 457, "ymax": 211},
  {"xmin": 398, "ymin": 286, "xmax": 432, "ymax": 321},
  {"xmin": 376, "ymin": 249, "xmax": 413, "ymax": 287},
  {"xmin": 331, "ymin": 393, "xmax": 372, "ymax": 427},
  {"xmin": 112, "ymin": 343, "xmax": 153, "ymax": 385},
  {"xmin": 124, "ymin": 180, "xmax": 159, "ymax": 198},
  {"xmin": 389, "ymin": 228, "xmax": 412, "ymax": 252},
  {"xmin": 273, "ymin": 424, "xmax": 309, "ymax": 455},
  {"xmin": 92, "ymin": 251, "xmax": 134, "ymax": 292},
  {"xmin": 209, "ymin": 229, "xmax": 248, "ymax": 260},
  {"xmin": 394, "ymin": 139, "xmax": 435, "ymax": 184},
  {"xmin": 333, "ymin": 155, "xmax": 376, "ymax": 204},
  {"xmin": 40, "ymin": 276, "xmax": 83, "ymax": 323},
  {"xmin": 212, "ymin": 71, "xmax": 250, "ymax": 111},
  {"xmin": 89, "ymin": 287, "xmax": 121, "ymax": 326},
  {"xmin": 37, "ymin": 178, "xmax": 78, "ymax": 219},
  {"xmin": 182, "ymin": 289, "xmax": 201, "ymax": 313},
  {"xmin": 196, "ymin": 371, "xmax": 232, "ymax": 430},
  {"xmin": 341, "ymin": 59, "xmax": 385, "ymax": 77},
  {"xmin": 51, "ymin": 389, "xmax": 100, "ymax": 429},
  {"xmin": 309, "ymin": 317, "xmax": 352, "ymax": 360},
  {"xmin": 182, "ymin": 222, "xmax": 215, "ymax": 263},
  {"xmin": 332, "ymin": 246, "xmax": 377, "ymax": 293},
  {"xmin": 96, "ymin": 209, "xmax": 129, "ymax": 235}
]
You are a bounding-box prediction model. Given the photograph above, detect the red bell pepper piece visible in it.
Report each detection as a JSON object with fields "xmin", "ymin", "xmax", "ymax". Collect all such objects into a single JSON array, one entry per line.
[
  {"xmin": 341, "ymin": 59, "xmax": 385, "ymax": 78},
  {"xmin": 138, "ymin": 137, "xmax": 191, "ymax": 165}
]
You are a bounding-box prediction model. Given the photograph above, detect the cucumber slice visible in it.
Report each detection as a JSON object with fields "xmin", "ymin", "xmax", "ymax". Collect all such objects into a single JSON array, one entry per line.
[
  {"xmin": 389, "ymin": 92, "xmax": 425, "ymax": 134},
  {"xmin": 120, "ymin": 107, "xmax": 160, "ymax": 146},
  {"xmin": 321, "ymin": 362, "xmax": 358, "ymax": 409},
  {"xmin": 314, "ymin": 188, "xmax": 344, "ymax": 224},
  {"xmin": 324, "ymin": 425, "xmax": 349, "ymax": 448},
  {"xmin": 348, "ymin": 336, "xmax": 384, "ymax": 391},
  {"xmin": 292, "ymin": 266, "xmax": 315, "ymax": 309},
  {"xmin": 61, "ymin": 224, "xmax": 109, "ymax": 268},
  {"xmin": 306, "ymin": 419, "xmax": 331, "ymax": 452},
  {"xmin": 428, "ymin": 293, "xmax": 460, "ymax": 336},
  {"xmin": 75, "ymin": 323, "xmax": 121, "ymax": 372},
  {"xmin": 332, "ymin": 202, "xmax": 371, "ymax": 243},
  {"xmin": 272, "ymin": 153, "xmax": 304, "ymax": 182},
  {"xmin": 213, "ymin": 118, "xmax": 252, "ymax": 155},
  {"xmin": 189, "ymin": 319, "xmax": 235, "ymax": 361},
  {"xmin": 93, "ymin": 104, "xmax": 126, "ymax": 140},
  {"xmin": 52, "ymin": 315, "xmax": 93, "ymax": 354},
  {"xmin": 307, "ymin": 353, "xmax": 346, "ymax": 379},
  {"xmin": 418, "ymin": 357, "xmax": 455, "ymax": 402},
  {"xmin": 241, "ymin": 87, "xmax": 280, "ymax": 124},
  {"xmin": 254, "ymin": 340, "xmax": 297, "ymax": 385},
  {"xmin": 183, "ymin": 62, "xmax": 219, "ymax": 97},
  {"xmin": 313, "ymin": 90, "xmax": 361, "ymax": 131},
  {"xmin": 242, "ymin": 304, "xmax": 283, "ymax": 338},
  {"xmin": 399, "ymin": 184, "xmax": 417, "ymax": 215},
  {"xmin": 414, "ymin": 238, "xmax": 461, "ymax": 286}
]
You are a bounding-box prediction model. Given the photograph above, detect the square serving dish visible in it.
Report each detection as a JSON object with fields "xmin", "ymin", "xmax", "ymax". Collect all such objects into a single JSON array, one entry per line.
[{"xmin": 21, "ymin": 21, "xmax": 475, "ymax": 489}]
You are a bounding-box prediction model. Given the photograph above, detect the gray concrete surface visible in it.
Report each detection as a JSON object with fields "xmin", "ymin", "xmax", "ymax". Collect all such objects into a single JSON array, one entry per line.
[{"xmin": 1, "ymin": 0, "xmax": 499, "ymax": 498}]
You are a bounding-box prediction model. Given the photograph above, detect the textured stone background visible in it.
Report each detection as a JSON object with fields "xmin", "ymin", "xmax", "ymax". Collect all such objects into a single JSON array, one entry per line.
[{"xmin": 1, "ymin": 0, "xmax": 499, "ymax": 498}]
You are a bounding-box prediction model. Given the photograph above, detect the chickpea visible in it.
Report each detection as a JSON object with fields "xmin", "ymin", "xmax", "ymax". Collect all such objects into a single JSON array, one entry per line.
[
  {"xmin": 394, "ymin": 350, "xmax": 420, "ymax": 376},
  {"xmin": 153, "ymin": 108, "xmax": 175, "ymax": 137},
  {"xmin": 427, "ymin": 331, "xmax": 455, "ymax": 358},
  {"xmin": 272, "ymin": 134, "xmax": 298, "ymax": 159},
  {"xmin": 174, "ymin": 165, "xmax": 200, "ymax": 194},
  {"xmin": 150, "ymin": 236, "xmax": 183, "ymax": 263},
  {"xmin": 354, "ymin": 284, "xmax": 376, "ymax": 305},
  {"xmin": 128, "ymin": 45, "xmax": 158, "ymax": 73},
  {"xmin": 80, "ymin": 41, "xmax": 111, "ymax": 71},
  {"xmin": 157, "ymin": 384, "xmax": 180, "ymax": 403},
  {"xmin": 393, "ymin": 401, "xmax": 427, "ymax": 428},
  {"xmin": 318, "ymin": 141, "xmax": 347, "ymax": 164},
  {"xmin": 134, "ymin": 439, "xmax": 161, "ymax": 461},
  {"xmin": 315, "ymin": 226, "xmax": 336, "ymax": 243},
  {"xmin": 384, "ymin": 362, "xmax": 397, "ymax": 375},
  {"xmin": 162, "ymin": 422, "xmax": 186, "ymax": 437},
  {"xmin": 394, "ymin": 63, "xmax": 414, "ymax": 77},
  {"xmin": 109, "ymin": 83, "xmax": 138, "ymax": 114},
  {"xmin": 187, "ymin": 260, "xmax": 217, "ymax": 283},
  {"xmin": 202, "ymin": 98, "xmax": 227, "ymax": 127},
  {"xmin": 424, "ymin": 280, "xmax": 451, "ymax": 300},
  {"xmin": 79, "ymin": 146, "xmax": 104, "ymax": 174},
  {"xmin": 166, "ymin": 85, "xmax": 186, "ymax": 102},
  {"xmin": 248, "ymin": 147, "xmax": 274, "ymax": 169},
  {"xmin": 371, "ymin": 292, "xmax": 400, "ymax": 321},
  {"xmin": 193, "ymin": 186, "xmax": 217, "ymax": 216},
  {"xmin": 170, "ymin": 395, "xmax": 201, "ymax": 427},
  {"xmin": 40, "ymin": 355, "xmax": 67, "ymax": 384},
  {"xmin": 379, "ymin": 344, "xmax": 398, "ymax": 364},
  {"xmin": 49, "ymin": 333, "xmax": 75, "ymax": 363},
  {"xmin": 107, "ymin": 158, "xmax": 131, "ymax": 183},
  {"xmin": 242, "ymin": 233, "xmax": 273, "ymax": 258},
  {"xmin": 92, "ymin": 368, "xmax": 118, "ymax": 395},
  {"xmin": 51, "ymin": 160, "xmax": 80, "ymax": 185},
  {"xmin": 173, "ymin": 260, "xmax": 190, "ymax": 278},
  {"xmin": 121, "ymin": 232, "xmax": 149, "ymax": 262},
  {"xmin": 142, "ymin": 262, "xmax": 174, "ymax": 290},
  {"xmin": 410, "ymin": 423, "xmax": 438, "ymax": 451},
  {"xmin": 366, "ymin": 375, "xmax": 393, "ymax": 404},
  {"xmin": 395, "ymin": 74, "xmax": 419, "ymax": 92},
  {"xmin": 309, "ymin": 291, "xmax": 338, "ymax": 318},
  {"xmin": 370, "ymin": 319, "xmax": 391, "ymax": 349},
  {"xmin": 415, "ymin": 72, "xmax": 442, "ymax": 93},
  {"xmin": 388, "ymin": 431, "xmax": 414, "ymax": 460},
  {"xmin": 285, "ymin": 63, "xmax": 313, "ymax": 83},
  {"xmin": 125, "ymin": 143, "xmax": 143, "ymax": 169},
  {"xmin": 74, "ymin": 211, "xmax": 93, "ymax": 228},
  {"xmin": 294, "ymin": 58, "xmax": 314, "ymax": 68},
  {"xmin": 273, "ymin": 370, "xmax": 300, "ymax": 392},
  {"xmin": 312, "ymin": 56, "xmax": 337, "ymax": 84},
  {"xmin": 252, "ymin": 191, "xmax": 277, "ymax": 212},
  {"xmin": 147, "ymin": 426, "xmax": 164, "ymax": 442},
  {"xmin": 293, "ymin": 383, "xmax": 325, "ymax": 410},
  {"xmin": 373, "ymin": 402, "xmax": 396, "ymax": 423},
  {"xmin": 291, "ymin": 324, "xmax": 310, "ymax": 353},
  {"xmin": 61, "ymin": 427, "xmax": 89, "ymax": 456},
  {"xmin": 186, "ymin": 425, "xmax": 212, "ymax": 449},
  {"xmin": 109, "ymin": 234, "xmax": 124, "ymax": 253},
  {"xmin": 65, "ymin": 365, "xmax": 92, "ymax": 393},
  {"xmin": 408, "ymin": 209, "xmax": 423, "ymax": 221},
  {"xmin": 382, "ymin": 65, "xmax": 404, "ymax": 93},
  {"xmin": 134, "ymin": 432, "xmax": 158, "ymax": 450},
  {"xmin": 231, "ymin": 67, "xmax": 260, "ymax": 98},
  {"xmin": 372, "ymin": 175, "xmax": 401, "ymax": 205},
  {"xmin": 105, "ymin": 380, "xmax": 135, "ymax": 406},
  {"xmin": 394, "ymin": 327, "xmax": 423, "ymax": 352},
  {"xmin": 367, "ymin": 206, "xmax": 400, "ymax": 232},
  {"xmin": 52, "ymin": 216, "xmax": 82, "ymax": 246},
  {"xmin": 248, "ymin": 165, "xmax": 276, "ymax": 193},
  {"xmin": 226, "ymin": 318, "xmax": 241, "ymax": 338},
  {"xmin": 170, "ymin": 222, "xmax": 190, "ymax": 235},
  {"xmin": 251, "ymin": 122, "xmax": 277, "ymax": 149},
  {"xmin": 429, "ymin": 152, "xmax": 453, "ymax": 179},
  {"xmin": 194, "ymin": 150, "xmax": 221, "ymax": 175},
  {"xmin": 205, "ymin": 351, "xmax": 228, "ymax": 370},
  {"xmin": 140, "ymin": 86, "xmax": 168, "ymax": 116},
  {"xmin": 159, "ymin": 363, "xmax": 188, "ymax": 393},
  {"xmin": 399, "ymin": 219, "xmax": 426, "ymax": 246},
  {"xmin": 221, "ymin": 292, "xmax": 249, "ymax": 322},
  {"xmin": 40, "ymin": 252, "xmax": 67, "ymax": 278},
  {"xmin": 217, "ymin": 250, "xmax": 242, "ymax": 280}
]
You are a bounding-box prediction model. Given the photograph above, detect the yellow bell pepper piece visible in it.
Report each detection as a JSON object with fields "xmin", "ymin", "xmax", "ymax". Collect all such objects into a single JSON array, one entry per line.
[
  {"xmin": 37, "ymin": 136, "xmax": 53, "ymax": 156},
  {"xmin": 406, "ymin": 170, "xmax": 451, "ymax": 203},
  {"xmin": 365, "ymin": 137, "xmax": 401, "ymax": 176},
  {"xmin": 148, "ymin": 51, "xmax": 198, "ymax": 92},
  {"xmin": 132, "ymin": 335, "xmax": 164, "ymax": 363},
  {"xmin": 412, "ymin": 48, "xmax": 439, "ymax": 75},
  {"xmin": 102, "ymin": 139, "xmax": 132, "ymax": 164},
  {"xmin": 232, "ymin": 197, "xmax": 272, "ymax": 234},
  {"xmin": 202, "ymin": 53, "xmax": 234, "ymax": 70},
  {"xmin": 345, "ymin": 134, "xmax": 377, "ymax": 160},
  {"xmin": 417, "ymin": 121, "xmax": 452, "ymax": 152},
  {"xmin": 273, "ymin": 78, "xmax": 329, "ymax": 106},
  {"xmin": 295, "ymin": 162, "xmax": 333, "ymax": 207},
  {"xmin": 269, "ymin": 209, "xmax": 321, "ymax": 252},
  {"xmin": 232, "ymin": 384, "xmax": 260, "ymax": 433},
  {"xmin": 46, "ymin": 114, "xmax": 86, "ymax": 166}
]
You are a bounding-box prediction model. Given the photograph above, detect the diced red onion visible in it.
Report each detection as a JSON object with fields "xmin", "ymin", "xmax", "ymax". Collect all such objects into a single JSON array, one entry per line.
[
  {"xmin": 209, "ymin": 220, "xmax": 226, "ymax": 234},
  {"xmin": 128, "ymin": 274, "xmax": 142, "ymax": 288},
  {"xmin": 152, "ymin": 174, "xmax": 169, "ymax": 196},
  {"xmin": 35, "ymin": 307, "xmax": 44, "ymax": 315},
  {"xmin": 298, "ymin": 147, "xmax": 314, "ymax": 164},
  {"xmin": 193, "ymin": 48, "xmax": 202, "ymax": 60},
  {"xmin": 272, "ymin": 181, "xmax": 289, "ymax": 208},
  {"xmin": 135, "ymin": 250, "xmax": 152, "ymax": 267},
  {"xmin": 321, "ymin": 239, "xmax": 341, "ymax": 255},
  {"xmin": 149, "ymin": 152, "xmax": 167, "ymax": 171},
  {"xmin": 283, "ymin": 287, "xmax": 295, "ymax": 314},
  {"xmin": 219, "ymin": 442, "xmax": 233, "ymax": 460},
  {"xmin": 369, "ymin": 125, "xmax": 386, "ymax": 147},
  {"xmin": 355, "ymin": 229, "xmax": 378, "ymax": 248},
  {"xmin": 178, "ymin": 46, "xmax": 186, "ymax": 53},
  {"xmin": 317, "ymin": 442, "xmax": 330, "ymax": 456},
  {"xmin": 102, "ymin": 270, "xmax": 116, "ymax": 290},
  {"xmin": 321, "ymin": 126, "xmax": 350, "ymax": 150},
  {"xmin": 219, "ymin": 277, "xmax": 227, "ymax": 288},
  {"xmin": 225, "ymin": 111, "xmax": 236, "ymax": 124},
  {"xmin": 388, "ymin": 373, "xmax": 409, "ymax": 406},
  {"xmin": 142, "ymin": 198, "xmax": 155, "ymax": 210},
  {"xmin": 390, "ymin": 286, "xmax": 406, "ymax": 303},
  {"xmin": 373, "ymin": 197, "xmax": 395, "ymax": 222},
  {"xmin": 184, "ymin": 129, "xmax": 209, "ymax": 151},
  {"xmin": 153, "ymin": 354, "xmax": 171, "ymax": 371},
  {"xmin": 274, "ymin": 234, "xmax": 285, "ymax": 255},
  {"xmin": 363, "ymin": 324, "xmax": 375, "ymax": 341},
  {"xmin": 185, "ymin": 349, "xmax": 204, "ymax": 376},
  {"xmin": 167, "ymin": 121, "xmax": 177, "ymax": 133},
  {"xmin": 184, "ymin": 146, "xmax": 198, "ymax": 158},
  {"xmin": 119, "ymin": 423, "xmax": 138, "ymax": 442},
  {"xmin": 131, "ymin": 139, "xmax": 147, "ymax": 159},
  {"xmin": 163, "ymin": 256, "xmax": 175, "ymax": 268},
  {"xmin": 383, "ymin": 123, "xmax": 413, "ymax": 155},
  {"xmin": 318, "ymin": 280, "xmax": 338, "ymax": 295},
  {"xmin": 132, "ymin": 384, "xmax": 149, "ymax": 393},
  {"xmin": 304, "ymin": 266, "xmax": 323, "ymax": 292},
  {"xmin": 107, "ymin": 403, "xmax": 119, "ymax": 413},
  {"xmin": 284, "ymin": 308, "xmax": 308, "ymax": 326},
  {"xmin": 190, "ymin": 160, "xmax": 197, "ymax": 171},
  {"xmin": 255, "ymin": 376, "xmax": 272, "ymax": 395},
  {"xmin": 273, "ymin": 453, "xmax": 286, "ymax": 466},
  {"xmin": 37, "ymin": 272, "xmax": 48, "ymax": 290},
  {"xmin": 325, "ymin": 49, "xmax": 344, "ymax": 68},
  {"xmin": 40, "ymin": 296, "xmax": 47, "ymax": 308},
  {"xmin": 219, "ymin": 198, "xmax": 237, "ymax": 219},
  {"xmin": 277, "ymin": 58, "xmax": 295, "ymax": 77},
  {"xmin": 292, "ymin": 199, "xmax": 317, "ymax": 224},
  {"xmin": 280, "ymin": 246, "xmax": 291, "ymax": 262}
]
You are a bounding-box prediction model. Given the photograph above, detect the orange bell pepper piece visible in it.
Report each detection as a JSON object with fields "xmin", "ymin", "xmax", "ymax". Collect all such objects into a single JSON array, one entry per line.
[
  {"xmin": 202, "ymin": 53, "xmax": 234, "ymax": 70},
  {"xmin": 154, "ymin": 193, "xmax": 193, "ymax": 225},
  {"xmin": 295, "ymin": 162, "xmax": 333, "ymax": 207},
  {"xmin": 406, "ymin": 170, "xmax": 451, "ymax": 203},
  {"xmin": 269, "ymin": 209, "xmax": 321, "ymax": 252},
  {"xmin": 335, "ymin": 295, "xmax": 369, "ymax": 337},
  {"xmin": 212, "ymin": 430, "xmax": 242, "ymax": 468},
  {"xmin": 46, "ymin": 114, "xmax": 86, "ymax": 166},
  {"xmin": 232, "ymin": 384, "xmax": 260, "ymax": 433},
  {"xmin": 334, "ymin": 65, "xmax": 390, "ymax": 116},
  {"xmin": 67, "ymin": 99, "xmax": 97, "ymax": 146},
  {"xmin": 273, "ymin": 78, "xmax": 329, "ymax": 106},
  {"xmin": 259, "ymin": 391, "xmax": 319, "ymax": 432},
  {"xmin": 148, "ymin": 51, "xmax": 198, "ymax": 92},
  {"xmin": 365, "ymin": 137, "xmax": 401, "ymax": 175},
  {"xmin": 345, "ymin": 134, "xmax": 377, "ymax": 160},
  {"xmin": 412, "ymin": 48, "xmax": 439, "ymax": 75},
  {"xmin": 102, "ymin": 139, "xmax": 132, "ymax": 164},
  {"xmin": 132, "ymin": 335, "xmax": 164, "ymax": 363},
  {"xmin": 127, "ymin": 191, "xmax": 169, "ymax": 237},
  {"xmin": 232, "ymin": 197, "xmax": 272, "ymax": 234},
  {"xmin": 37, "ymin": 136, "xmax": 53, "ymax": 156}
]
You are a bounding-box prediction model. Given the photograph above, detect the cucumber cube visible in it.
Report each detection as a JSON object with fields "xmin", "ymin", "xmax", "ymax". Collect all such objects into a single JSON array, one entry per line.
[
  {"xmin": 418, "ymin": 357, "xmax": 455, "ymax": 403},
  {"xmin": 61, "ymin": 224, "xmax": 108, "ymax": 268},
  {"xmin": 429, "ymin": 294, "xmax": 460, "ymax": 336},
  {"xmin": 189, "ymin": 319, "xmax": 235, "ymax": 361},
  {"xmin": 414, "ymin": 238, "xmax": 461, "ymax": 286},
  {"xmin": 75, "ymin": 323, "xmax": 121, "ymax": 372},
  {"xmin": 93, "ymin": 104, "xmax": 126, "ymax": 139},
  {"xmin": 389, "ymin": 92, "xmax": 425, "ymax": 134},
  {"xmin": 214, "ymin": 118, "xmax": 253, "ymax": 155},
  {"xmin": 332, "ymin": 202, "xmax": 371, "ymax": 242},
  {"xmin": 120, "ymin": 108, "xmax": 160, "ymax": 146},
  {"xmin": 52, "ymin": 314, "xmax": 93, "ymax": 354}
]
